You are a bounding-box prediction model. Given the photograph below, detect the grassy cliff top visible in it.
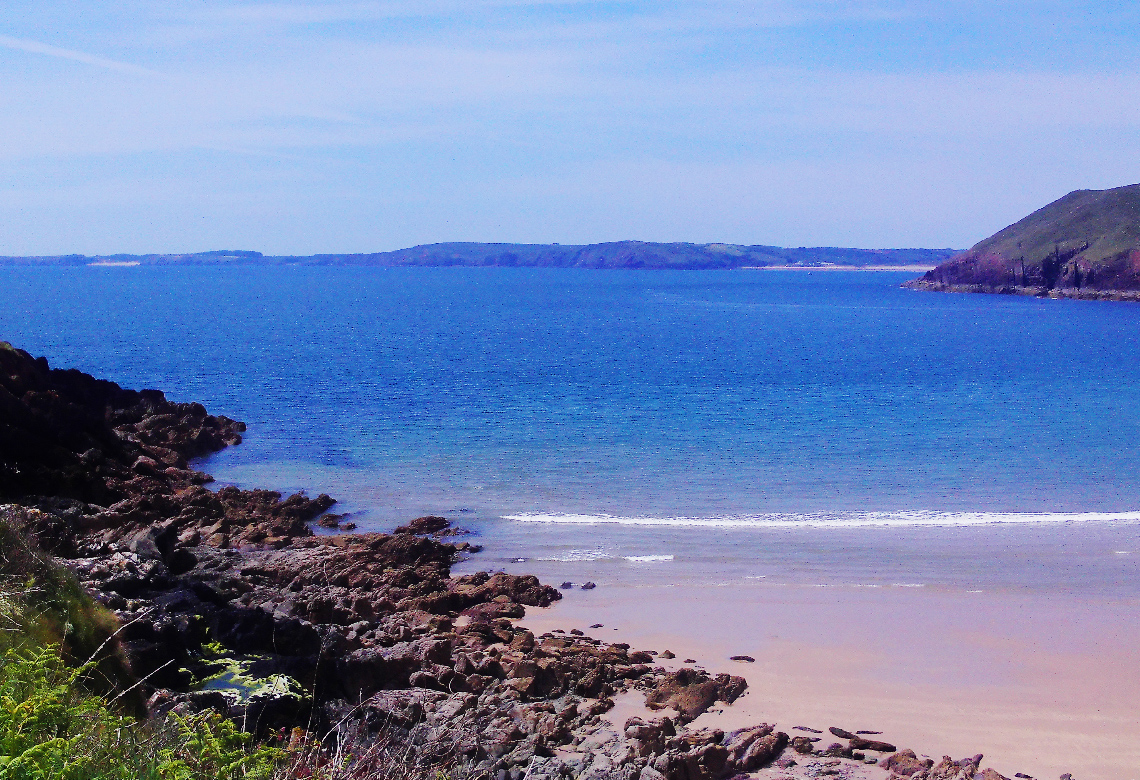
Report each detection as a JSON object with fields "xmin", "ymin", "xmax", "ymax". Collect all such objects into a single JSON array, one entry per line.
[{"xmin": 967, "ymin": 183, "xmax": 1140, "ymax": 265}]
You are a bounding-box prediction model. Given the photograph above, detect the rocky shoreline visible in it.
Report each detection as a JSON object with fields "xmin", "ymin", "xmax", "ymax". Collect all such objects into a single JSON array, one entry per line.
[
  {"xmin": 0, "ymin": 341, "xmax": 1053, "ymax": 780},
  {"xmin": 902, "ymin": 278, "xmax": 1140, "ymax": 302}
]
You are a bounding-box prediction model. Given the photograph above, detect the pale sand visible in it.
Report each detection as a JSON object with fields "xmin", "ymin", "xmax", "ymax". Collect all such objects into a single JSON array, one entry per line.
[
  {"xmin": 518, "ymin": 584, "xmax": 1140, "ymax": 780},
  {"xmin": 743, "ymin": 265, "xmax": 936, "ymax": 272}
]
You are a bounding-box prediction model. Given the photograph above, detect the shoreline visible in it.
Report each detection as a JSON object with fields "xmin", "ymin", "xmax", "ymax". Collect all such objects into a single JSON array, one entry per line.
[
  {"xmin": 0, "ymin": 341, "xmax": 1109, "ymax": 780},
  {"xmin": 902, "ymin": 278, "xmax": 1140, "ymax": 302},
  {"xmin": 746, "ymin": 264, "xmax": 936, "ymax": 272},
  {"xmin": 516, "ymin": 583, "xmax": 1140, "ymax": 780}
]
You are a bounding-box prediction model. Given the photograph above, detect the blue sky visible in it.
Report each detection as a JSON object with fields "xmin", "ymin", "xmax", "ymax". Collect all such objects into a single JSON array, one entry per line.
[{"xmin": 2, "ymin": 1, "xmax": 1140, "ymax": 254}]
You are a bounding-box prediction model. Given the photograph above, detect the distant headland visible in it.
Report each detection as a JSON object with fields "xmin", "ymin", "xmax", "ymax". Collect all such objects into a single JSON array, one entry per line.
[
  {"xmin": 906, "ymin": 183, "xmax": 1140, "ymax": 301},
  {"xmin": 0, "ymin": 242, "xmax": 958, "ymax": 271}
]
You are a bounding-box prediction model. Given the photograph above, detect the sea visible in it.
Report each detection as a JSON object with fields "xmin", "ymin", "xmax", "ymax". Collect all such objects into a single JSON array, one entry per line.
[
  {"xmin": 5, "ymin": 265, "xmax": 1138, "ymax": 597},
  {"xmin": 8, "ymin": 264, "xmax": 1138, "ymax": 777}
]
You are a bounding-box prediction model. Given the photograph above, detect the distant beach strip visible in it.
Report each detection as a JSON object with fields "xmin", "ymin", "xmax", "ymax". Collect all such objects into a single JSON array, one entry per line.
[{"xmin": 503, "ymin": 510, "xmax": 1140, "ymax": 529}]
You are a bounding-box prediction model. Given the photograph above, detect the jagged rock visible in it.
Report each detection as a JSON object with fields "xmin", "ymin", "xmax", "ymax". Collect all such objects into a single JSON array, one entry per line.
[
  {"xmin": 883, "ymin": 749, "xmax": 935, "ymax": 776},
  {"xmin": 723, "ymin": 723, "xmax": 788, "ymax": 772},
  {"xmin": 645, "ymin": 668, "xmax": 747, "ymax": 721},
  {"xmin": 792, "ymin": 736, "xmax": 816, "ymax": 754},
  {"xmin": 395, "ymin": 515, "xmax": 450, "ymax": 535}
]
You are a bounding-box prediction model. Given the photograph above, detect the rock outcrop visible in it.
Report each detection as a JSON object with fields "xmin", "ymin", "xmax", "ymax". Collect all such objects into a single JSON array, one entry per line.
[
  {"xmin": 0, "ymin": 342, "xmax": 1049, "ymax": 780},
  {"xmin": 905, "ymin": 183, "xmax": 1140, "ymax": 301}
]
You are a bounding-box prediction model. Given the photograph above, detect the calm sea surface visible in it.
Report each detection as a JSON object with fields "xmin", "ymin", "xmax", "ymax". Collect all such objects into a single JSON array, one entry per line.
[{"xmin": 5, "ymin": 266, "xmax": 1138, "ymax": 596}]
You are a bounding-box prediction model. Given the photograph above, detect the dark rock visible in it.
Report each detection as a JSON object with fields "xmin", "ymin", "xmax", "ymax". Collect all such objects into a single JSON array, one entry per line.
[
  {"xmin": 821, "ymin": 742, "xmax": 853, "ymax": 759},
  {"xmin": 791, "ymin": 736, "xmax": 815, "ymax": 754},
  {"xmin": 723, "ymin": 724, "xmax": 788, "ymax": 772},
  {"xmin": 644, "ymin": 668, "xmax": 747, "ymax": 721},
  {"xmin": 850, "ymin": 735, "xmax": 896, "ymax": 752},
  {"xmin": 729, "ymin": 655, "xmax": 754, "ymax": 663},
  {"xmin": 882, "ymin": 749, "xmax": 935, "ymax": 776},
  {"xmin": 828, "ymin": 726, "xmax": 855, "ymax": 739},
  {"xmin": 580, "ymin": 582, "xmax": 596, "ymax": 590},
  {"xmin": 394, "ymin": 515, "xmax": 450, "ymax": 535}
]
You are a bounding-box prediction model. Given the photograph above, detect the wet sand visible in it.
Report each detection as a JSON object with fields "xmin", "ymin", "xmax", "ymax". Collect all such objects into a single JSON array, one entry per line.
[{"xmin": 518, "ymin": 583, "xmax": 1140, "ymax": 780}]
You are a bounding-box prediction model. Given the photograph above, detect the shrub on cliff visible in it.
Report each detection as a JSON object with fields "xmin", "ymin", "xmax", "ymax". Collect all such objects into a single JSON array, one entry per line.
[
  {"xmin": 0, "ymin": 518, "xmax": 291, "ymax": 780},
  {"xmin": 0, "ymin": 512, "xmax": 133, "ymax": 702},
  {"xmin": 0, "ymin": 645, "xmax": 285, "ymax": 780}
]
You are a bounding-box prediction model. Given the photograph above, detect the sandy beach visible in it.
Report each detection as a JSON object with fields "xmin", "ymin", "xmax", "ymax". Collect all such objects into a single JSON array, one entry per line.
[
  {"xmin": 516, "ymin": 581, "xmax": 1140, "ymax": 780},
  {"xmin": 744, "ymin": 265, "xmax": 937, "ymax": 272}
]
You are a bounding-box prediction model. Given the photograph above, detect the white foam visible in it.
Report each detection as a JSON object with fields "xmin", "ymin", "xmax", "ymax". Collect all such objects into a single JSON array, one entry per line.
[
  {"xmin": 623, "ymin": 554, "xmax": 674, "ymax": 562},
  {"xmin": 501, "ymin": 510, "xmax": 1140, "ymax": 529},
  {"xmin": 536, "ymin": 548, "xmax": 611, "ymax": 562}
]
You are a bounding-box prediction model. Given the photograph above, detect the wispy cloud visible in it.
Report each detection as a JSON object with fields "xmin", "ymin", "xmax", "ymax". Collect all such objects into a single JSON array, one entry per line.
[
  {"xmin": 0, "ymin": 33, "xmax": 160, "ymax": 76},
  {"xmin": 1, "ymin": 0, "xmax": 1139, "ymax": 253}
]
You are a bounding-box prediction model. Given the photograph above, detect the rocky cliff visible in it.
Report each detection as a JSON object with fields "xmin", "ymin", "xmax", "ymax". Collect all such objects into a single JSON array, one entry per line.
[{"xmin": 905, "ymin": 183, "xmax": 1140, "ymax": 300}]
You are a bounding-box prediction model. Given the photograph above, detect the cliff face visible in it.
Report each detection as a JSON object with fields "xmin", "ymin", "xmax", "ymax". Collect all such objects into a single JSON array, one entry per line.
[{"xmin": 905, "ymin": 184, "xmax": 1140, "ymax": 299}]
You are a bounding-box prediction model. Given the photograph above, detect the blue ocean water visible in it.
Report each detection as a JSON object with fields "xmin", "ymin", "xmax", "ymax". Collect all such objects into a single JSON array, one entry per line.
[
  {"xmin": 11, "ymin": 265, "xmax": 1139, "ymax": 780},
  {"xmin": 4, "ymin": 266, "xmax": 1138, "ymax": 594}
]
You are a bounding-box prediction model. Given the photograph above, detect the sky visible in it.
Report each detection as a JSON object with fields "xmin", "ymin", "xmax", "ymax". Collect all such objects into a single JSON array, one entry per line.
[{"xmin": 2, "ymin": 1, "xmax": 1140, "ymax": 255}]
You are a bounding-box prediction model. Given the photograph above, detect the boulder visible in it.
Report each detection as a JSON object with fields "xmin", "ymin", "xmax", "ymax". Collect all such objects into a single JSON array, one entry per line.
[{"xmin": 883, "ymin": 749, "xmax": 935, "ymax": 776}]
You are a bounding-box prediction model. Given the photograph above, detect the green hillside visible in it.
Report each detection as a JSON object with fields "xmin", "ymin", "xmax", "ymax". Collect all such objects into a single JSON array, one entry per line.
[
  {"xmin": 970, "ymin": 184, "xmax": 1140, "ymax": 265},
  {"xmin": 909, "ymin": 184, "xmax": 1140, "ymax": 295}
]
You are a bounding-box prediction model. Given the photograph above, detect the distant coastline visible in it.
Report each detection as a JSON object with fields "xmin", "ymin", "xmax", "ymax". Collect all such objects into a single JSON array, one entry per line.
[{"xmin": 0, "ymin": 241, "xmax": 960, "ymax": 272}]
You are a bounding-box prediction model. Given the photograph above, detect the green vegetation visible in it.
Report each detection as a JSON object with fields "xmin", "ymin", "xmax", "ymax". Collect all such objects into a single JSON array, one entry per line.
[
  {"xmin": 0, "ymin": 646, "xmax": 284, "ymax": 780},
  {"xmin": 0, "ymin": 514, "xmax": 129, "ymax": 697},
  {"xmin": 0, "ymin": 517, "xmax": 297, "ymax": 780},
  {"xmin": 968, "ymin": 183, "xmax": 1140, "ymax": 265}
]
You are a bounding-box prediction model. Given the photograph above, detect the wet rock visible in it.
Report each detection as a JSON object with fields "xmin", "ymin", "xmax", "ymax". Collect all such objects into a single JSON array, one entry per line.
[{"xmin": 394, "ymin": 515, "xmax": 450, "ymax": 535}]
